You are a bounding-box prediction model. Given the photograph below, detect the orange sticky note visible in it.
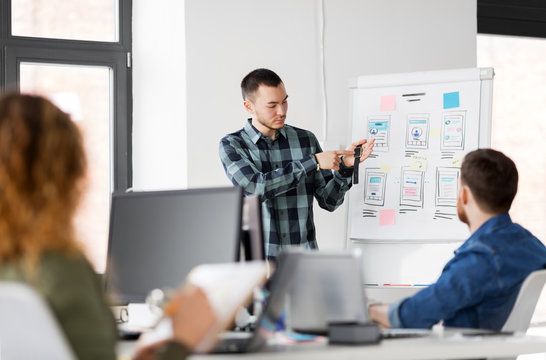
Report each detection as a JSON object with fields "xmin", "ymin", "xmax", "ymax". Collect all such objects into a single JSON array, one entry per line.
[
  {"xmin": 380, "ymin": 95, "xmax": 396, "ymax": 111},
  {"xmin": 379, "ymin": 209, "xmax": 396, "ymax": 226}
]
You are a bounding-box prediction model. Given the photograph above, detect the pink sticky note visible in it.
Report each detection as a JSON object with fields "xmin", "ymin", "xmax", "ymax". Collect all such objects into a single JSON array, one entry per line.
[
  {"xmin": 379, "ymin": 209, "xmax": 396, "ymax": 226},
  {"xmin": 380, "ymin": 95, "xmax": 396, "ymax": 111}
]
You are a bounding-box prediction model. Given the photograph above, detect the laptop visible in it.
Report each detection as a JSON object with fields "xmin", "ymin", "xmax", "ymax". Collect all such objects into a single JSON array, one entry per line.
[
  {"xmin": 212, "ymin": 249, "xmax": 303, "ymax": 353},
  {"xmin": 286, "ymin": 249, "xmax": 368, "ymax": 333},
  {"xmin": 285, "ymin": 249, "xmax": 432, "ymax": 339}
]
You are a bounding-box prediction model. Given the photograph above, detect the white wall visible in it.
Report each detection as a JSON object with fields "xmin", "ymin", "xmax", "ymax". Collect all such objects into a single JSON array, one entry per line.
[
  {"xmin": 133, "ymin": 0, "xmax": 187, "ymax": 191},
  {"xmin": 184, "ymin": 0, "xmax": 326, "ymax": 188},
  {"xmin": 134, "ymin": 0, "xmax": 477, "ymax": 289}
]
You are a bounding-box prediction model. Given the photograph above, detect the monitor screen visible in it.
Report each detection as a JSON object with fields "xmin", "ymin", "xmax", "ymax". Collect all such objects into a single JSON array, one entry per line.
[
  {"xmin": 240, "ymin": 194, "xmax": 265, "ymax": 261},
  {"xmin": 104, "ymin": 186, "xmax": 243, "ymax": 304}
]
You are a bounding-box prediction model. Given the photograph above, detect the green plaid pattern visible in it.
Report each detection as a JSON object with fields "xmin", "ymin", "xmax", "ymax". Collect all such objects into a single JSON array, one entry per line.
[{"xmin": 219, "ymin": 120, "xmax": 353, "ymax": 259}]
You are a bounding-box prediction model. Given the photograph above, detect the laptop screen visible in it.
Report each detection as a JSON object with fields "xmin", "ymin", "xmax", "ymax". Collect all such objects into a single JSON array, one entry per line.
[
  {"xmin": 286, "ymin": 250, "xmax": 368, "ymax": 334},
  {"xmin": 241, "ymin": 194, "xmax": 265, "ymax": 261},
  {"xmin": 245, "ymin": 249, "xmax": 303, "ymax": 351}
]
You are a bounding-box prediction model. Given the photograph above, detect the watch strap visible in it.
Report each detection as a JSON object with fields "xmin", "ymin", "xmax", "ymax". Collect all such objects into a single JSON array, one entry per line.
[{"xmin": 353, "ymin": 145, "xmax": 362, "ymax": 184}]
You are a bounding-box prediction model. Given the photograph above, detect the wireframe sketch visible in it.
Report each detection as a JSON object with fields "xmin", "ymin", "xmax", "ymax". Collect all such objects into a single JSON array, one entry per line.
[
  {"xmin": 405, "ymin": 113, "xmax": 430, "ymax": 149},
  {"xmin": 400, "ymin": 167, "xmax": 424, "ymax": 208},
  {"xmin": 405, "ymin": 150, "xmax": 419, "ymax": 158},
  {"xmin": 364, "ymin": 168, "xmax": 387, "ymax": 206},
  {"xmin": 441, "ymin": 111, "xmax": 466, "ymax": 150},
  {"xmin": 435, "ymin": 167, "xmax": 460, "ymax": 207},
  {"xmin": 362, "ymin": 208, "xmax": 378, "ymax": 218},
  {"xmin": 440, "ymin": 151, "xmax": 456, "ymax": 160},
  {"xmin": 433, "ymin": 209, "xmax": 457, "ymax": 220},
  {"xmin": 367, "ymin": 115, "xmax": 390, "ymax": 152}
]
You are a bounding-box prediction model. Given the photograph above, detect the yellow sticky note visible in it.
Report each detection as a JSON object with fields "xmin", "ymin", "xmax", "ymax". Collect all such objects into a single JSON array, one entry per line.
[
  {"xmin": 410, "ymin": 155, "xmax": 428, "ymax": 172},
  {"xmin": 380, "ymin": 164, "xmax": 391, "ymax": 174},
  {"xmin": 430, "ymin": 128, "xmax": 441, "ymax": 137},
  {"xmin": 452, "ymin": 158, "xmax": 462, "ymax": 167}
]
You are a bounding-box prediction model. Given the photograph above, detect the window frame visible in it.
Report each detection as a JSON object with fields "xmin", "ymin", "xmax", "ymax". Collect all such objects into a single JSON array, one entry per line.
[
  {"xmin": 0, "ymin": 0, "xmax": 133, "ymax": 192},
  {"xmin": 478, "ymin": 0, "xmax": 546, "ymax": 38}
]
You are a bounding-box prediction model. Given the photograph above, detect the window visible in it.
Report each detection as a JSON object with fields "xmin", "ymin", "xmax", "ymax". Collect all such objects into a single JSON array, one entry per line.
[
  {"xmin": 477, "ymin": 33, "xmax": 546, "ymax": 324},
  {"xmin": 0, "ymin": 1, "xmax": 132, "ymax": 272},
  {"xmin": 11, "ymin": 0, "xmax": 118, "ymax": 41},
  {"xmin": 478, "ymin": 0, "xmax": 546, "ymax": 324},
  {"xmin": 477, "ymin": 34, "xmax": 546, "ymax": 245}
]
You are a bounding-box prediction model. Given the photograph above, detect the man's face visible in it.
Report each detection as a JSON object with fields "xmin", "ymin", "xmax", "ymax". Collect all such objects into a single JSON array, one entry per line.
[
  {"xmin": 246, "ymin": 84, "xmax": 288, "ymax": 136},
  {"xmin": 457, "ymin": 183, "xmax": 469, "ymax": 226}
]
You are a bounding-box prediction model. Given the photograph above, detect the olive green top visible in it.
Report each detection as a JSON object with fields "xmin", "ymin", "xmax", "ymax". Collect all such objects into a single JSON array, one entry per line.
[{"xmin": 0, "ymin": 252, "xmax": 190, "ymax": 360}]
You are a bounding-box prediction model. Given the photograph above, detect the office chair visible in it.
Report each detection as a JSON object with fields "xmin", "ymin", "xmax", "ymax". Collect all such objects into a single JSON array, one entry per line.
[
  {"xmin": 0, "ymin": 281, "xmax": 76, "ymax": 360},
  {"xmin": 502, "ymin": 269, "xmax": 546, "ymax": 333},
  {"xmin": 486, "ymin": 270, "xmax": 546, "ymax": 360}
]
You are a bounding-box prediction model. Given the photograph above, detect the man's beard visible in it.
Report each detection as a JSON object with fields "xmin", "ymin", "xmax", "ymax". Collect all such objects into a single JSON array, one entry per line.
[{"xmin": 457, "ymin": 198, "xmax": 469, "ymax": 226}]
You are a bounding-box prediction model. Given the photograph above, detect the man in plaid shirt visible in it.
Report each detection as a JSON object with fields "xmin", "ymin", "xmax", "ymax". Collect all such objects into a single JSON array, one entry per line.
[{"xmin": 219, "ymin": 68, "xmax": 374, "ymax": 260}]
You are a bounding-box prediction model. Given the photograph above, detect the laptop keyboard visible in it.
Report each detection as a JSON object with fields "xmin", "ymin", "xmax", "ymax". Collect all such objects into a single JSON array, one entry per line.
[
  {"xmin": 213, "ymin": 331, "xmax": 253, "ymax": 353},
  {"xmin": 380, "ymin": 328, "xmax": 432, "ymax": 339}
]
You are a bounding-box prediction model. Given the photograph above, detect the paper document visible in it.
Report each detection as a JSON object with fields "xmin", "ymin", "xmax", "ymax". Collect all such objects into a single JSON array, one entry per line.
[{"xmin": 137, "ymin": 261, "xmax": 269, "ymax": 353}]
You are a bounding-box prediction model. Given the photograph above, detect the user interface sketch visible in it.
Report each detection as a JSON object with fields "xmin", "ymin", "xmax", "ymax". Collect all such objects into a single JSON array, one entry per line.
[{"xmin": 348, "ymin": 68, "xmax": 490, "ymax": 242}]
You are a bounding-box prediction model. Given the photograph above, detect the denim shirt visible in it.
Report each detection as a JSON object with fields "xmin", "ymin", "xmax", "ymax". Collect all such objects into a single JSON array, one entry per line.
[{"xmin": 388, "ymin": 213, "xmax": 546, "ymax": 330}]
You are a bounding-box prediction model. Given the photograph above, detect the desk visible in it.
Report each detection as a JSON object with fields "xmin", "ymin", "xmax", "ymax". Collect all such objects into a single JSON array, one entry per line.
[{"xmin": 119, "ymin": 332, "xmax": 546, "ymax": 360}]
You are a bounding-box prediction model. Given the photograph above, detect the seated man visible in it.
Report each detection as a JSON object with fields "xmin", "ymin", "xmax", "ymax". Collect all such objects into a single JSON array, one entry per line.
[{"xmin": 369, "ymin": 149, "xmax": 546, "ymax": 331}]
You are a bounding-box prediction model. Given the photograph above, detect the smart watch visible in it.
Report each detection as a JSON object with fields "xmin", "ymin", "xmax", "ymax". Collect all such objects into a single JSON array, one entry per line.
[{"xmin": 353, "ymin": 145, "xmax": 362, "ymax": 184}]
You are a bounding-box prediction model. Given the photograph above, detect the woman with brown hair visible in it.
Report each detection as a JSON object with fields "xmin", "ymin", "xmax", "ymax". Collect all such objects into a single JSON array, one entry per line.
[{"xmin": 0, "ymin": 93, "xmax": 214, "ymax": 360}]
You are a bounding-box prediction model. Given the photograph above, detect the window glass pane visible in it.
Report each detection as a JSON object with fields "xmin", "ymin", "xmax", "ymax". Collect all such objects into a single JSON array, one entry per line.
[
  {"xmin": 20, "ymin": 63, "xmax": 112, "ymax": 272},
  {"xmin": 12, "ymin": 0, "xmax": 118, "ymax": 42},
  {"xmin": 477, "ymin": 34, "xmax": 546, "ymax": 322}
]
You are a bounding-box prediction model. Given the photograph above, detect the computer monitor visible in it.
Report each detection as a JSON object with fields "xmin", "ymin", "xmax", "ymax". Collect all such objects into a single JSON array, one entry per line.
[
  {"xmin": 240, "ymin": 194, "xmax": 265, "ymax": 261},
  {"xmin": 104, "ymin": 186, "xmax": 243, "ymax": 304}
]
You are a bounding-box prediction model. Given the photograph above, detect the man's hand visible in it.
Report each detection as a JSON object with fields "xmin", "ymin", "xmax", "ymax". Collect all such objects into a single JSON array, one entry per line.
[
  {"xmin": 368, "ymin": 303, "xmax": 392, "ymax": 328},
  {"xmin": 341, "ymin": 138, "xmax": 375, "ymax": 167},
  {"xmin": 314, "ymin": 150, "xmax": 354, "ymax": 170}
]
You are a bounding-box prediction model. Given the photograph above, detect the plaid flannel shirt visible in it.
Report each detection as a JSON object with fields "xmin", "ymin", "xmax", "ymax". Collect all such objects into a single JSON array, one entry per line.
[{"xmin": 219, "ymin": 120, "xmax": 353, "ymax": 259}]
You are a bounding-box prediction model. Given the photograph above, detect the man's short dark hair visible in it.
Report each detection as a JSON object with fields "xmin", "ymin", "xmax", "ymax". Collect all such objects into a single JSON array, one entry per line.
[
  {"xmin": 241, "ymin": 68, "xmax": 283, "ymax": 101},
  {"xmin": 460, "ymin": 148, "xmax": 518, "ymax": 214}
]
